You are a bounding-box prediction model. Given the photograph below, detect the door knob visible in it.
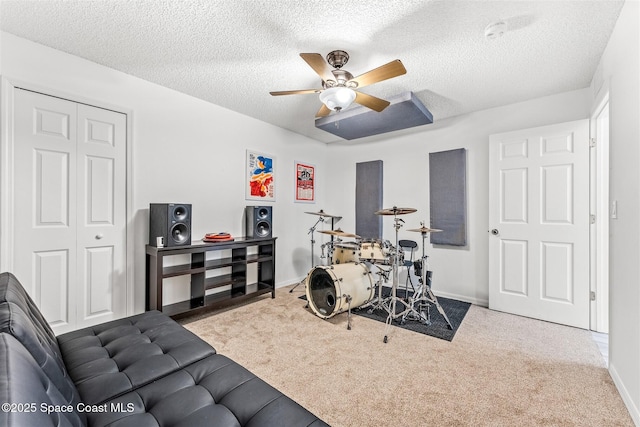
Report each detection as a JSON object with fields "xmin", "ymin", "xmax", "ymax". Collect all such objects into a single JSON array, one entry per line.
[
  {"xmin": 490, "ymin": 229, "xmax": 499, "ymax": 236},
  {"xmin": 95, "ymin": 233, "xmax": 104, "ymax": 240}
]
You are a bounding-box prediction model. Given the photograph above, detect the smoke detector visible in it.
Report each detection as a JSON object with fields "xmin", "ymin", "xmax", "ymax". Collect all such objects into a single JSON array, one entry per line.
[{"xmin": 485, "ymin": 21, "xmax": 507, "ymax": 39}]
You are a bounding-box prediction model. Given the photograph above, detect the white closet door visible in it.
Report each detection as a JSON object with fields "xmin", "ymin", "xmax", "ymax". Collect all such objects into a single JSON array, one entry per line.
[
  {"xmin": 76, "ymin": 103, "xmax": 127, "ymax": 329},
  {"xmin": 14, "ymin": 90, "xmax": 79, "ymax": 331},
  {"xmin": 12, "ymin": 88, "xmax": 127, "ymax": 334}
]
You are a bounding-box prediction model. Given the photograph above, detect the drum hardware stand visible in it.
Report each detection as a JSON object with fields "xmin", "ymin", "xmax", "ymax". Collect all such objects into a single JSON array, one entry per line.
[
  {"xmin": 383, "ymin": 215, "xmax": 414, "ymax": 343},
  {"xmin": 412, "ymin": 268, "xmax": 453, "ymax": 330},
  {"xmin": 344, "ymin": 294, "xmax": 353, "ymax": 330},
  {"xmin": 320, "ymin": 242, "xmax": 334, "ymax": 266},
  {"xmin": 360, "ymin": 265, "xmax": 390, "ymax": 313},
  {"xmin": 290, "ymin": 215, "xmax": 324, "ymax": 293},
  {"xmin": 401, "ymin": 264, "xmax": 431, "ymax": 325},
  {"xmin": 369, "ymin": 207, "xmax": 418, "ymax": 343},
  {"xmin": 409, "ymin": 223, "xmax": 453, "ymax": 330}
]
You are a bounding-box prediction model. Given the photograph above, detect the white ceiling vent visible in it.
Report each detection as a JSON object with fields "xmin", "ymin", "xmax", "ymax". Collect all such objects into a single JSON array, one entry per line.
[{"xmin": 485, "ymin": 21, "xmax": 507, "ymax": 39}]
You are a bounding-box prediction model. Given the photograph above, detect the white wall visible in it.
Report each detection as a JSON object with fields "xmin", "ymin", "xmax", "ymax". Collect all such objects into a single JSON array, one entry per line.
[
  {"xmin": 324, "ymin": 89, "xmax": 591, "ymax": 306},
  {"xmin": 590, "ymin": 1, "xmax": 640, "ymax": 423},
  {"xmin": 0, "ymin": 32, "xmax": 328, "ymax": 313}
]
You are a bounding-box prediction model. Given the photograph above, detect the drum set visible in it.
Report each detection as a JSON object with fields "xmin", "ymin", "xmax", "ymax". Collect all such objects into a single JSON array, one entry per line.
[{"xmin": 300, "ymin": 207, "xmax": 453, "ymax": 343}]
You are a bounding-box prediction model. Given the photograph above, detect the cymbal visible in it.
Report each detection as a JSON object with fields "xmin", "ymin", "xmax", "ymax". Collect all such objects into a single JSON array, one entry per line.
[
  {"xmin": 374, "ymin": 207, "xmax": 417, "ymax": 216},
  {"xmin": 319, "ymin": 228, "xmax": 360, "ymax": 239},
  {"xmin": 407, "ymin": 226, "xmax": 442, "ymax": 233},
  {"xmin": 305, "ymin": 209, "xmax": 341, "ymax": 218}
]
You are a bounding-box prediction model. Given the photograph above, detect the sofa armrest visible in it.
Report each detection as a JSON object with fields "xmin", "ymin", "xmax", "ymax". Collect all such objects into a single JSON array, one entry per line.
[{"xmin": 0, "ymin": 333, "xmax": 86, "ymax": 427}]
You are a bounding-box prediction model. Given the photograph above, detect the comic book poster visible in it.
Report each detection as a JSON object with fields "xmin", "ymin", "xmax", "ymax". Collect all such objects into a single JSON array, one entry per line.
[
  {"xmin": 246, "ymin": 150, "xmax": 275, "ymax": 201},
  {"xmin": 295, "ymin": 161, "xmax": 315, "ymax": 203}
]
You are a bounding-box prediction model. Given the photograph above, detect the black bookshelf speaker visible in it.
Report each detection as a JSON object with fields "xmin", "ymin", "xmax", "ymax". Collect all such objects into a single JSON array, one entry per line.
[
  {"xmin": 245, "ymin": 206, "xmax": 272, "ymax": 238},
  {"xmin": 149, "ymin": 203, "xmax": 192, "ymax": 247}
]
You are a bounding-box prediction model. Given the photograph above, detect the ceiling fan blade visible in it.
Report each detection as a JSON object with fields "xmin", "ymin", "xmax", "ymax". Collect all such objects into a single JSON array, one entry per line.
[
  {"xmin": 270, "ymin": 89, "xmax": 321, "ymax": 96},
  {"xmin": 315, "ymin": 104, "xmax": 331, "ymax": 118},
  {"xmin": 354, "ymin": 92, "xmax": 391, "ymax": 112},
  {"xmin": 349, "ymin": 59, "xmax": 407, "ymax": 88},
  {"xmin": 300, "ymin": 53, "xmax": 335, "ymax": 83}
]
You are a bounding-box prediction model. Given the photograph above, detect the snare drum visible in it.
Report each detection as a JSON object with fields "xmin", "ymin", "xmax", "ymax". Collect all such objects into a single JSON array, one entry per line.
[
  {"xmin": 360, "ymin": 240, "xmax": 390, "ymax": 263},
  {"xmin": 306, "ymin": 263, "xmax": 374, "ymax": 319},
  {"xmin": 332, "ymin": 242, "xmax": 360, "ymax": 264}
]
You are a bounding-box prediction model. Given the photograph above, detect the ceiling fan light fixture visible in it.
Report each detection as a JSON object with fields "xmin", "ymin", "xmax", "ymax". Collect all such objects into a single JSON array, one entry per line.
[{"xmin": 319, "ymin": 87, "xmax": 356, "ymax": 112}]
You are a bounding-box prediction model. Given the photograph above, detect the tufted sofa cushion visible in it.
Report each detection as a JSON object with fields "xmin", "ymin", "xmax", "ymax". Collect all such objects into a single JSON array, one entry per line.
[
  {"xmin": 57, "ymin": 310, "xmax": 217, "ymax": 405},
  {"xmin": 88, "ymin": 353, "xmax": 328, "ymax": 427},
  {"xmin": 0, "ymin": 333, "xmax": 86, "ymax": 427}
]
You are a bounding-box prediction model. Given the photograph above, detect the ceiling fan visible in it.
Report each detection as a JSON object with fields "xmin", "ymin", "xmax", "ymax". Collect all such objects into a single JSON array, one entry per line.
[{"xmin": 269, "ymin": 50, "xmax": 407, "ymax": 118}]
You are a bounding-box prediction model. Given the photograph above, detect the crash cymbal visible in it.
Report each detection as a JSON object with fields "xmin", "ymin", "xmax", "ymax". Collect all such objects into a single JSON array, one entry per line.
[
  {"xmin": 407, "ymin": 226, "xmax": 442, "ymax": 233},
  {"xmin": 305, "ymin": 209, "xmax": 341, "ymax": 218},
  {"xmin": 374, "ymin": 206, "xmax": 417, "ymax": 216},
  {"xmin": 319, "ymin": 228, "xmax": 361, "ymax": 239}
]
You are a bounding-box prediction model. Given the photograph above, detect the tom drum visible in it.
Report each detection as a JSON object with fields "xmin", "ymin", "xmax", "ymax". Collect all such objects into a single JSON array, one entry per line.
[
  {"xmin": 306, "ymin": 263, "xmax": 374, "ymax": 319},
  {"xmin": 332, "ymin": 242, "xmax": 360, "ymax": 264},
  {"xmin": 359, "ymin": 240, "xmax": 391, "ymax": 264}
]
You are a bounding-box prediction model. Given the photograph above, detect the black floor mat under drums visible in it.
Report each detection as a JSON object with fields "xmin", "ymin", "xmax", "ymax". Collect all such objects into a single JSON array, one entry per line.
[{"xmin": 300, "ymin": 287, "xmax": 471, "ymax": 342}]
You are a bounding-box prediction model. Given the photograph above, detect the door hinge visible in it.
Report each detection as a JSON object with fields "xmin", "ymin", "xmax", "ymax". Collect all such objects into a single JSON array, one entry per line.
[
  {"xmin": 590, "ymin": 214, "xmax": 596, "ymax": 224},
  {"xmin": 590, "ymin": 138, "xmax": 597, "ymax": 148},
  {"xmin": 590, "ymin": 291, "xmax": 596, "ymax": 301}
]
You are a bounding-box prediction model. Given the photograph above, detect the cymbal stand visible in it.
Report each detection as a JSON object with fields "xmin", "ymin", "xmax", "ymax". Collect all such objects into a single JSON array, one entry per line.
[
  {"xmin": 290, "ymin": 216, "xmax": 324, "ymax": 293},
  {"xmin": 409, "ymin": 224, "xmax": 453, "ymax": 330},
  {"xmin": 383, "ymin": 216, "xmax": 411, "ymax": 343}
]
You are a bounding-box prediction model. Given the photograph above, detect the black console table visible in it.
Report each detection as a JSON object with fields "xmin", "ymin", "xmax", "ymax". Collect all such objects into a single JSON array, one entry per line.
[{"xmin": 146, "ymin": 237, "xmax": 276, "ymax": 318}]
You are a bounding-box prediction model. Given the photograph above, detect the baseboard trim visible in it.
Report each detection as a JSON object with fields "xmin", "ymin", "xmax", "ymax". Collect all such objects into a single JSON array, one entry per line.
[
  {"xmin": 609, "ymin": 362, "xmax": 640, "ymax": 426},
  {"xmin": 433, "ymin": 290, "xmax": 488, "ymax": 307}
]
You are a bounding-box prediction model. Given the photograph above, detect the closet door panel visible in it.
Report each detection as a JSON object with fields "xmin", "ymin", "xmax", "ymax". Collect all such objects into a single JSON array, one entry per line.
[{"xmin": 13, "ymin": 89, "xmax": 78, "ymax": 332}]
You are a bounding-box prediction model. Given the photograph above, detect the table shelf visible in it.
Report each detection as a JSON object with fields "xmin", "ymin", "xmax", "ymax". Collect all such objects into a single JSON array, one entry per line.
[{"xmin": 146, "ymin": 237, "xmax": 276, "ymax": 318}]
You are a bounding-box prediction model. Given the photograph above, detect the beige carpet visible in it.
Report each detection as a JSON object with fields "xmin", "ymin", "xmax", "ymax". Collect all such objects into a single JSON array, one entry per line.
[{"xmin": 180, "ymin": 286, "xmax": 633, "ymax": 427}]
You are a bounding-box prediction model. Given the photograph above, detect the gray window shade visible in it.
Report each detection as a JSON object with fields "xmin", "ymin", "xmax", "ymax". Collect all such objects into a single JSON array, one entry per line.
[
  {"xmin": 429, "ymin": 149, "xmax": 467, "ymax": 246},
  {"xmin": 356, "ymin": 160, "xmax": 383, "ymax": 240}
]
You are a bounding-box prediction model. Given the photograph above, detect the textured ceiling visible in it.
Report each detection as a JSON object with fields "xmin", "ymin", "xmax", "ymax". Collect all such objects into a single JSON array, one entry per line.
[{"xmin": 0, "ymin": 0, "xmax": 625, "ymax": 143}]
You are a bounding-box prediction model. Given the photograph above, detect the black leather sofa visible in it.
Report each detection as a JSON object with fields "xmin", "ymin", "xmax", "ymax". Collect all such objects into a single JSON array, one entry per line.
[{"xmin": 0, "ymin": 272, "xmax": 328, "ymax": 426}]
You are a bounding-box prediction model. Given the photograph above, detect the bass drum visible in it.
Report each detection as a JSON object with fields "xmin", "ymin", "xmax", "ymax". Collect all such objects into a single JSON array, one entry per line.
[{"xmin": 306, "ymin": 263, "xmax": 374, "ymax": 319}]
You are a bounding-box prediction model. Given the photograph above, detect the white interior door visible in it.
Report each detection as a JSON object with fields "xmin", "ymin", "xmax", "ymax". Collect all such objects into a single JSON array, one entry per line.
[
  {"xmin": 488, "ymin": 120, "xmax": 590, "ymax": 329},
  {"xmin": 12, "ymin": 88, "xmax": 127, "ymax": 334}
]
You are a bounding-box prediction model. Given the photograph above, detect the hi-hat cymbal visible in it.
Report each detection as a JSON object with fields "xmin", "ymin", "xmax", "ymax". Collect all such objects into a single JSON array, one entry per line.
[
  {"xmin": 305, "ymin": 209, "xmax": 341, "ymax": 218},
  {"xmin": 374, "ymin": 207, "xmax": 417, "ymax": 216},
  {"xmin": 319, "ymin": 228, "xmax": 360, "ymax": 238},
  {"xmin": 407, "ymin": 226, "xmax": 442, "ymax": 233}
]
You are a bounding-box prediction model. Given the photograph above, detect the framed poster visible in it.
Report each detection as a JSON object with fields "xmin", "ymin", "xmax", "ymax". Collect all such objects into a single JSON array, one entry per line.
[
  {"xmin": 295, "ymin": 161, "xmax": 315, "ymax": 203},
  {"xmin": 246, "ymin": 150, "xmax": 275, "ymax": 201}
]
